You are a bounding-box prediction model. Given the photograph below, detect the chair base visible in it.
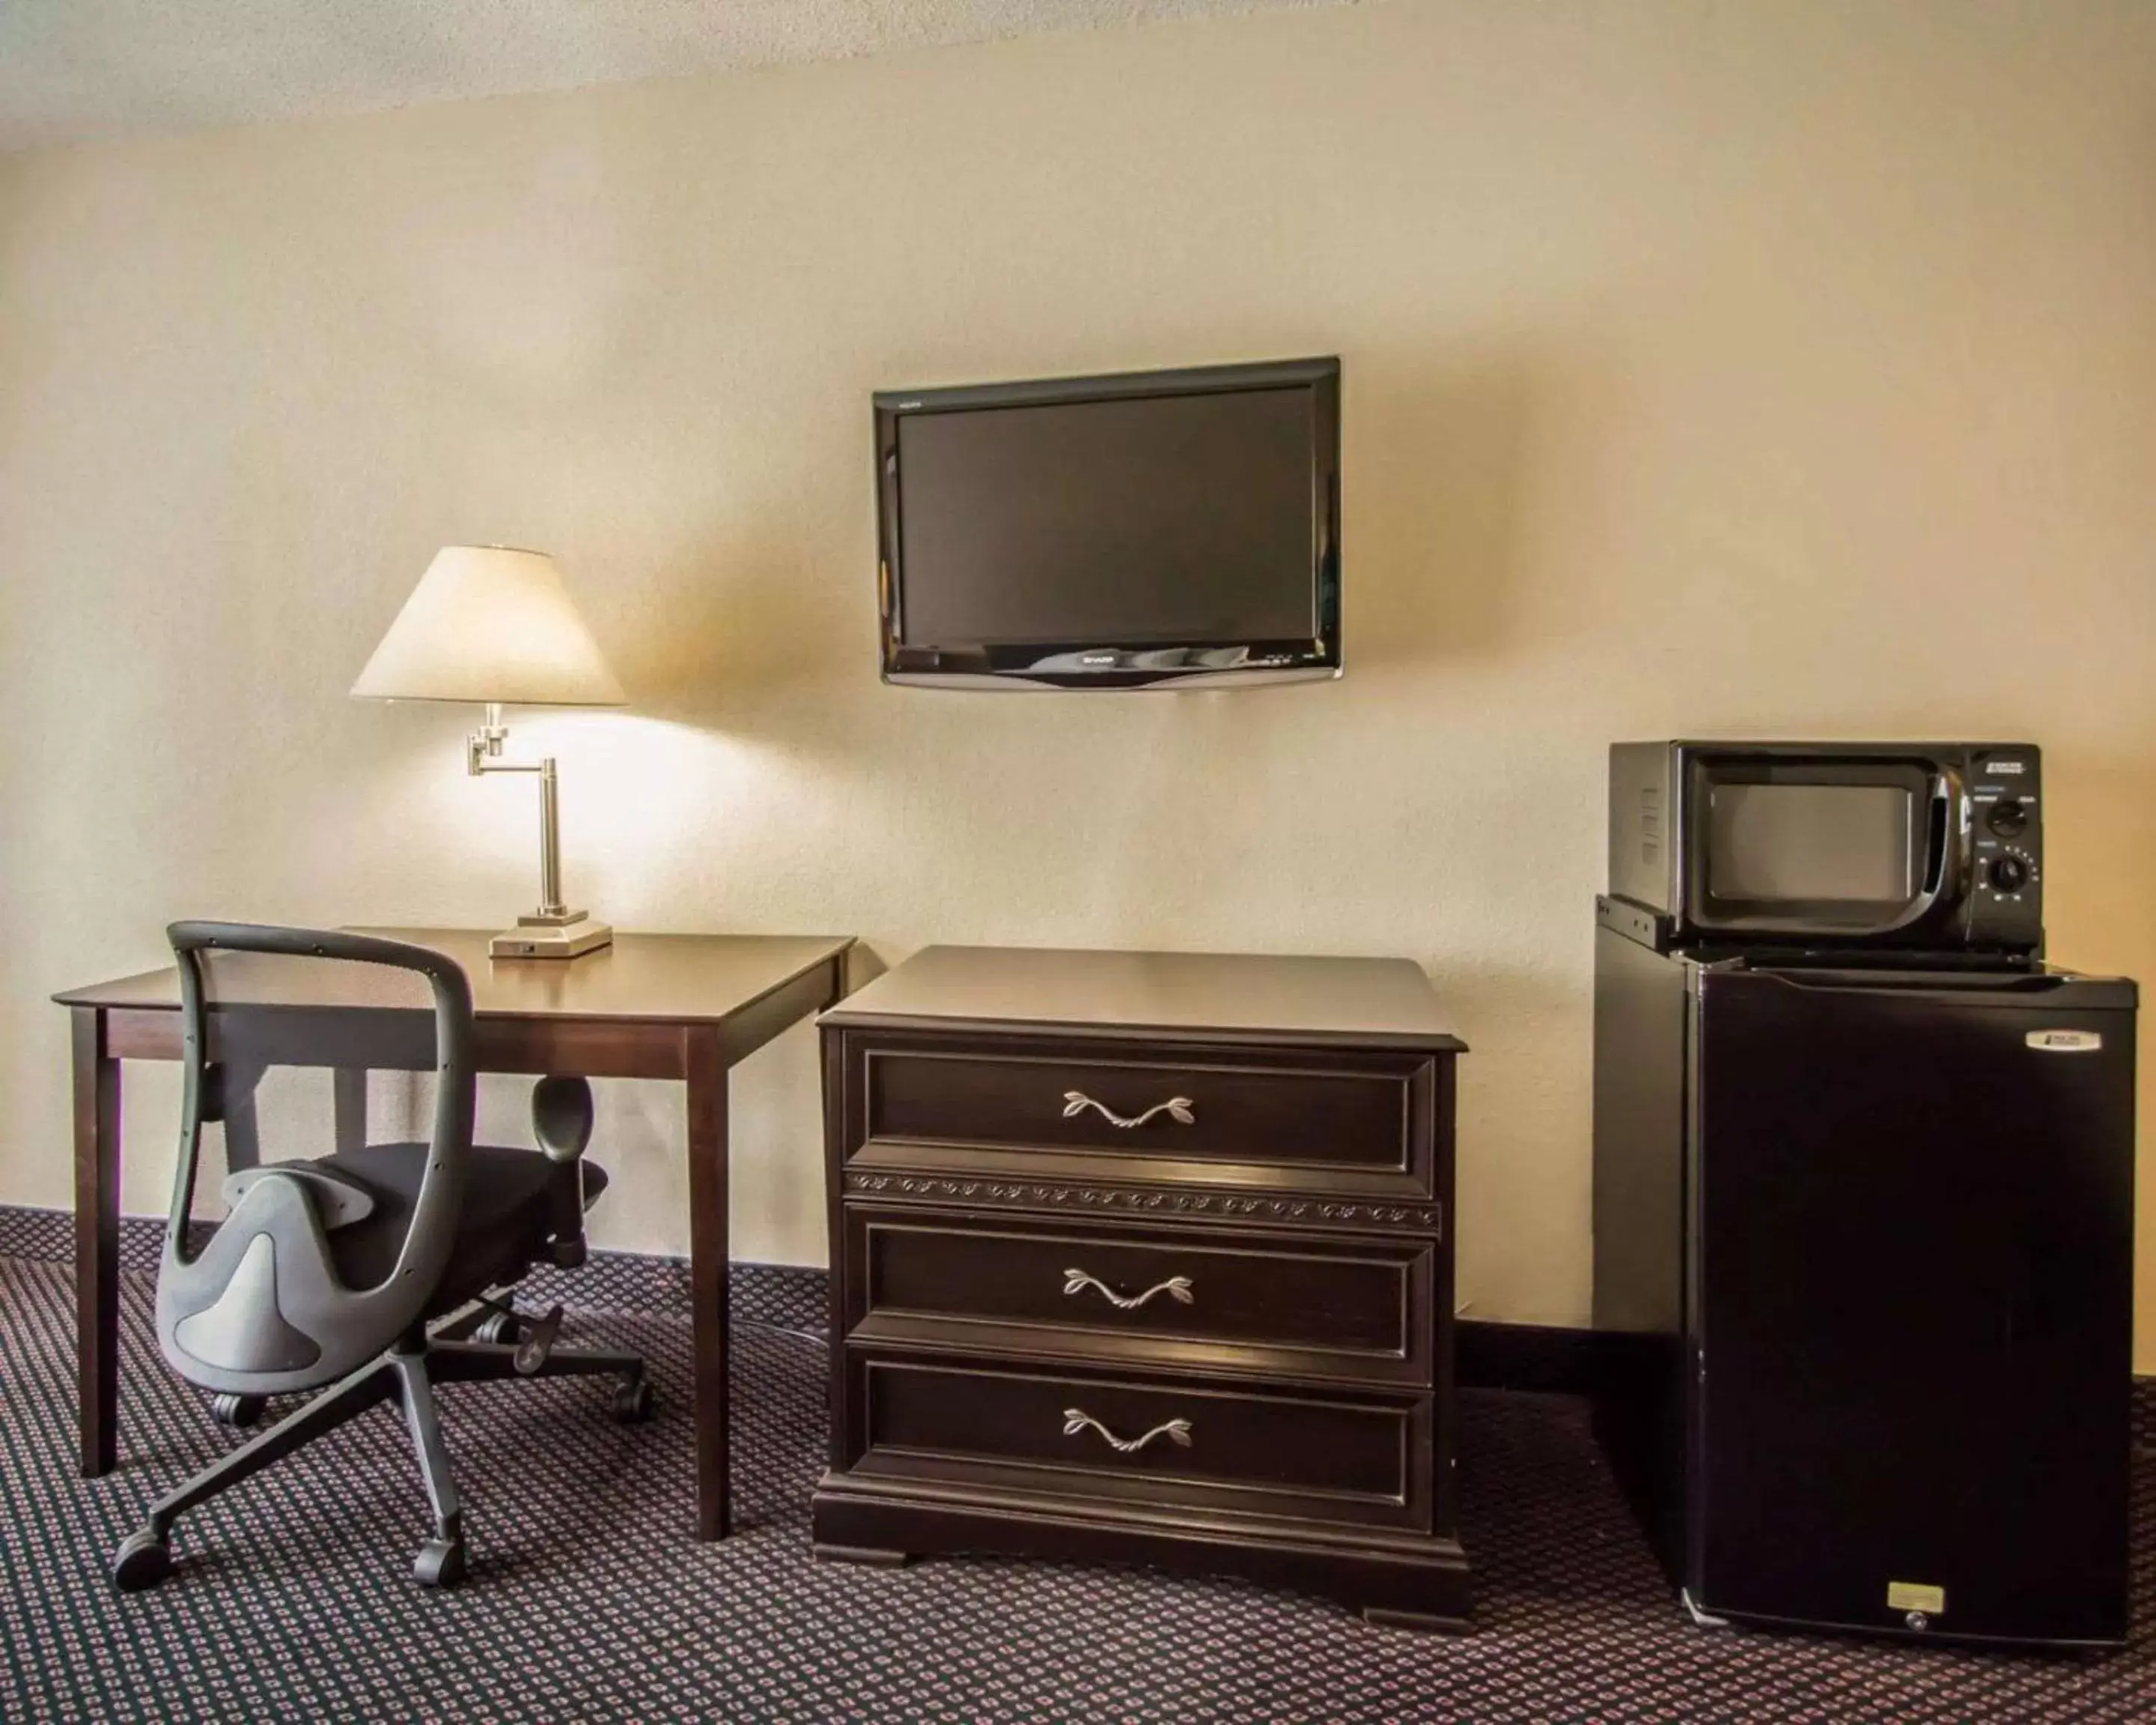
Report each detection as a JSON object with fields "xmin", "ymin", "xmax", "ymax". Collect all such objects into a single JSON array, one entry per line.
[{"xmin": 112, "ymin": 1316, "xmax": 647, "ymax": 1593}]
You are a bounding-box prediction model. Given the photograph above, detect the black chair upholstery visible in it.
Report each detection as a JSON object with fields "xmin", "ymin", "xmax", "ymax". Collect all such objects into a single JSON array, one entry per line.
[
  {"xmin": 312, "ymin": 1142, "xmax": 610, "ymax": 1306},
  {"xmin": 112, "ymin": 922, "xmax": 651, "ymax": 1594}
]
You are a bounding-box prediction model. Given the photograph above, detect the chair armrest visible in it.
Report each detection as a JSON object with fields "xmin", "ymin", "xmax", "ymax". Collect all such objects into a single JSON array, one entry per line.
[
  {"xmin": 532, "ymin": 1077, "xmax": 596, "ymax": 1268},
  {"xmin": 532, "ymin": 1076, "xmax": 595, "ymax": 1164}
]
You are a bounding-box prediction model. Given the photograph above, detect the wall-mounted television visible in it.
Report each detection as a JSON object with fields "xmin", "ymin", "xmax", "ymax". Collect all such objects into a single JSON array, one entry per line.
[{"xmin": 874, "ymin": 356, "xmax": 1342, "ymax": 690}]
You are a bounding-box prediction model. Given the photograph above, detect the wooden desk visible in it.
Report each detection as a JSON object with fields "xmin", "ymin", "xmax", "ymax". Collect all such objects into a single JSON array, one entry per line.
[{"xmin": 54, "ymin": 928, "xmax": 855, "ymax": 1541}]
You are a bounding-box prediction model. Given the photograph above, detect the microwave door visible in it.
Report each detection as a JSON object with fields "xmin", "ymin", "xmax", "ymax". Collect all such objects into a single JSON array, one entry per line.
[{"xmin": 1684, "ymin": 762, "xmax": 1958, "ymax": 940}]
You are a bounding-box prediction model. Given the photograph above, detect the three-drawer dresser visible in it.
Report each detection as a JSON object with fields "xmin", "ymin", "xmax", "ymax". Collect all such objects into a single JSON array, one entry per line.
[{"xmin": 811, "ymin": 944, "xmax": 1471, "ymax": 1631}]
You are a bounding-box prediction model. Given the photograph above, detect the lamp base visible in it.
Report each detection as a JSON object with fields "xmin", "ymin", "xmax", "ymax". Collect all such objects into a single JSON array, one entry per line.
[{"xmin": 490, "ymin": 916, "xmax": 613, "ymax": 961}]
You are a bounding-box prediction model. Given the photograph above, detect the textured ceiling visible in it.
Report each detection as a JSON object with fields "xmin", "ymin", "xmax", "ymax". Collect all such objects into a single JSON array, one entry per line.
[{"xmin": 0, "ymin": 0, "xmax": 1348, "ymax": 154}]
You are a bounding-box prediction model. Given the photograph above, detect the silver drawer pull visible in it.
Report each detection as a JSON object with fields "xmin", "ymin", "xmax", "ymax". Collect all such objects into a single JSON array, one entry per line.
[
  {"xmin": 1062, "ymin": 1090, "xmax": 1196, "ymax": 1131},
  {"xmin": 1062, "ymin": 1407, "xmax": 1193, "ymax": 1455},
  {"xmin": 1062, "ymin": 1268, "xmax": 1195, "ymax": 1310}
]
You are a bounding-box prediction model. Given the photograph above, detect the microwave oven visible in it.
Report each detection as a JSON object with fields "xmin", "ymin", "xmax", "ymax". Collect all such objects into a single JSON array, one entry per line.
[{"xmin": 1608, "ymin": 741, "xmax": 2043, "ymax": 958}]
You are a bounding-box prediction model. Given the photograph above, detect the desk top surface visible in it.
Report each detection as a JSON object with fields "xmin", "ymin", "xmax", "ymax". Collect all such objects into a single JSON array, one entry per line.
[
  {"xmin": 55, "ymin": 929, "xmax": 856, "ymax": 1024},
  {"xmin": 822, "ymin": 944, "xmax": 1464, "ymax": 1050}
]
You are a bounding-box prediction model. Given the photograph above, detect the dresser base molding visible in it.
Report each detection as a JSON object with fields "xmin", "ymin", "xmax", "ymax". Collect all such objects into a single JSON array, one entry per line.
[{"xmin": 810, "ymin": 1473, "xmax": 1473, "ymax": 1631}]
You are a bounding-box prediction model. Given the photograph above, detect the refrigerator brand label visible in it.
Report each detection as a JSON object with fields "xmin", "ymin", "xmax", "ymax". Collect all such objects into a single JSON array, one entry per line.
[
  {"xmin": 1887, "ymin": 1581, "xmax": 1946, "ymax": 1615},
  {"xmin": 2026, "ymin": 1029, "xmax": 2102, "ymax": 1053}
]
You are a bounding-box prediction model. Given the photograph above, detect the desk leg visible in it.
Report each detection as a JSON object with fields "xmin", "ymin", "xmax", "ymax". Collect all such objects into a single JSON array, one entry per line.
[
  {"xmin": 222, "ymin": 1058, "xmax": 266, "ymax": 1172},
  {"xmin": 71, "ymin": 1007, "xmax": 120, "ymax": 1478},
  {"xmin": 684, "ymin": 1026, "xmax": 731, "ymax": 1539},
  {"xmin": 332, "ymin": 1067, "xmax": 367, "ymax": 1156}
]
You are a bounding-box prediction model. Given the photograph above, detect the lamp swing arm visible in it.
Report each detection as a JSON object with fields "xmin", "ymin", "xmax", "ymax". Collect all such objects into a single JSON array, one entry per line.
[{"xmin": 465, "ymin": 703, "xmax": 569, "ymax": 921}]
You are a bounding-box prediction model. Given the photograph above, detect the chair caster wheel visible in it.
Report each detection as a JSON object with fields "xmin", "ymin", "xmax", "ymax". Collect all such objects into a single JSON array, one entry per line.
[
  {"xmin": 474, "ymin": 1311, "xmax": 523, "ymax": 1347},
  {"xmin": 210, "ymin": 1393, "xmax": 267, "ymax": 1429},
  {"xmin": 612, "ymin": 1378, "xmax": 654, "ymax": 1424},
  {"xmin": 413, "ymin": 1537, "xmax": 466, "ymax": 1589},
  {"xmin": 112, "ymin": 1529, "xmax": 174, "ymax": 1592}
]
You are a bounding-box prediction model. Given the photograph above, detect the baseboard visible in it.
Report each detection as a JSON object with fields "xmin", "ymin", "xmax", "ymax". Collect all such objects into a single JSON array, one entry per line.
[
  {"xmin": 5, "ymin": 1202, "xmax": 2148, "ymax": 1438},
  {"xmin": 1463, "ymin": 1312, "xmax": 2156, "ymax": 1452},
  {"xmin": 1454, "ymin": 1318, "xmax": 1613, "ymax": 1395}
]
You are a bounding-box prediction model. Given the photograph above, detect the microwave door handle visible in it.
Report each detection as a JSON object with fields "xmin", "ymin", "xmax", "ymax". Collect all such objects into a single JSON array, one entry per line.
[
  {"xmin": 1872, "ymin": 766, "xmax": 1965, "ymax": 935},
  {"xmin": 1930, "ymin": 764, "xmax": 1970, "ymax": 910}
]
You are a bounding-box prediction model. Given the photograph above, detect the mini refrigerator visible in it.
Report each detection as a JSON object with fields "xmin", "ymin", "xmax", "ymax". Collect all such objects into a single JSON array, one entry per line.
[{"xmin": 1592, "ymin": 896, "xmax": 2138, "ymax": 1646}]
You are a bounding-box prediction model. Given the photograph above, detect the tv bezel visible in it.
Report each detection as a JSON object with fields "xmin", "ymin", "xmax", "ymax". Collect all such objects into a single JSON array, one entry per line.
[{"xmin": 874, "ymin": 356, "xmax": 1342, "ymax": 690}]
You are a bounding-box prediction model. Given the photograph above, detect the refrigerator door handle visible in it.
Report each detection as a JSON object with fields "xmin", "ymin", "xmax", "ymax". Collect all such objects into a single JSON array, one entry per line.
[
  {"xmin": 1757, "ymin": 968, "xmax": 2068, "ymax": 992},
  {"xmin": 1726, "ymin": 967, "xmax": 2137, "ymax": 1014}
]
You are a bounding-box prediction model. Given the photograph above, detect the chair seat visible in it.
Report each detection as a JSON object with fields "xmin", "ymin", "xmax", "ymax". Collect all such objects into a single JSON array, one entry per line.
[{"xmin": 308, "ymin": 1143, "xmax": 608, "ymax": 1312}]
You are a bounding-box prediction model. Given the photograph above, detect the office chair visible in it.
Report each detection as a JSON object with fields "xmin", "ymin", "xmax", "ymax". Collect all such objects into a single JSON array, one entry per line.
[{"xmin": 111, "ymin": 922, "xmax": 652, "ymax": 1593}]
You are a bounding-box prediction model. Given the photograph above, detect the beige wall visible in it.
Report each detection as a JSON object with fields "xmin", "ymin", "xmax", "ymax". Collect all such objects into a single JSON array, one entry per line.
[{"xmin": 4, "ymin": 0, "xmax": 2154, "ymax": 1352}]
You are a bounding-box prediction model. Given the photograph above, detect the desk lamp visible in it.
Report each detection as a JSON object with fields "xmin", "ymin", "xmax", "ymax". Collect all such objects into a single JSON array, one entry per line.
[{"xmin": 352, "ymin": 545, "xmax": 626, "ymax": 958}]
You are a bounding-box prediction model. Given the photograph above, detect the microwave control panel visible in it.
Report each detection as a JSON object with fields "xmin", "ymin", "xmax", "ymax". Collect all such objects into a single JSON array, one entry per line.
[{"xmin": 1966, "ymin": 746, "xmax": 2041, "ymax": 952}]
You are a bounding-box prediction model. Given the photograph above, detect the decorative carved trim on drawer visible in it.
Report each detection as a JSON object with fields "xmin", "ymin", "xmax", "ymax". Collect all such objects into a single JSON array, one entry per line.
[{"xmin": 844, "ymin": 1171, "xmax": 1438, "ymax": 1231}]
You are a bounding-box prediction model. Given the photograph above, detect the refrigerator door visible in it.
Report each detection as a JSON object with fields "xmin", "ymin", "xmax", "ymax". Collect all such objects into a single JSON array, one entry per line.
[{"xmin": 1690, "ymin": 967, "xmax": 2136, "ymax": 1644}]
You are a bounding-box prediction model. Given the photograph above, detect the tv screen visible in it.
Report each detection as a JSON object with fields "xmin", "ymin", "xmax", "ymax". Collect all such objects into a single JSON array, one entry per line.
[{"xmin": 874, "ymin": 358, "xmax": 1340, "ymax": 689}]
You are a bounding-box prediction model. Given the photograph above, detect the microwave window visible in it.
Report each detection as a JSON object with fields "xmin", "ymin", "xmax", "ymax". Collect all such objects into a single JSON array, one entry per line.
[{"xmin": 1707, "ymin": 783, "xmax": 1916, "ymax": 904}]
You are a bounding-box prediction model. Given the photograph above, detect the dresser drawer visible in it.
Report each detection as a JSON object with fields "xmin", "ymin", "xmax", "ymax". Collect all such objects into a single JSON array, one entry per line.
[
  {"xmin": 839, "ymin": 1032, "xmax": 1440, "ymax": 1189},
  {"xmin": 841, "ymin": 1351, "xmax": 1435, "ymax": 1533},
  {"xmin": 842, "ymin": 1205, "xmax": 1436, "ymax": 1386}
]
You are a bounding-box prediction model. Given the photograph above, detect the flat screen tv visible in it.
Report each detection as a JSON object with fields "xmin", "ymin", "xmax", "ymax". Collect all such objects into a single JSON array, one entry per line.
[{"xmin": 874, "ymin": 356, "xmax": 1342, "ymax": 690}]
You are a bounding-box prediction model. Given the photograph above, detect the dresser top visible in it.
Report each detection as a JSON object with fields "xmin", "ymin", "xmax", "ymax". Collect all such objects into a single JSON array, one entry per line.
[{"xmin": 823, "ymin": 944, "xmax": 1464, "ymax": 1050}]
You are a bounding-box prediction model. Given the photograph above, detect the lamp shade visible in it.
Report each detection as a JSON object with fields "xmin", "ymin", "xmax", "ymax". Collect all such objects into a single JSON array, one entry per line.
[{"xmin": 350, "ymin": 546, "xmax": 626, "ymax": 706}]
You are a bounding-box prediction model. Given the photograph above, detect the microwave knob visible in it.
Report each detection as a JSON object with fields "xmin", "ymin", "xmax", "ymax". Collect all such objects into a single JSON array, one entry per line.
[
  {"xmin": 1988, "ymin": 854, "xmax": 2031, "ymax": 892},
  {"xmin": 1987, "ymin": 798, "xmax": 2029, "ymax": 838}
]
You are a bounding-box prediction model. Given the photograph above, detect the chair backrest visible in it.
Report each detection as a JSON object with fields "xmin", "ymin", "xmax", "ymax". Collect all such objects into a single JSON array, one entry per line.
[{"xmin": 156, "ymin": 923, "xmax": 477, "ymax": 1396}]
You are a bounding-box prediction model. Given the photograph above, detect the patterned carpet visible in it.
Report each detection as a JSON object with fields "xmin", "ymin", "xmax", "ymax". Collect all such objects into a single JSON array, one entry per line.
[{"xmin": 1, "ymin": 1247, "xmax": 2151, "ymax": 1724}]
